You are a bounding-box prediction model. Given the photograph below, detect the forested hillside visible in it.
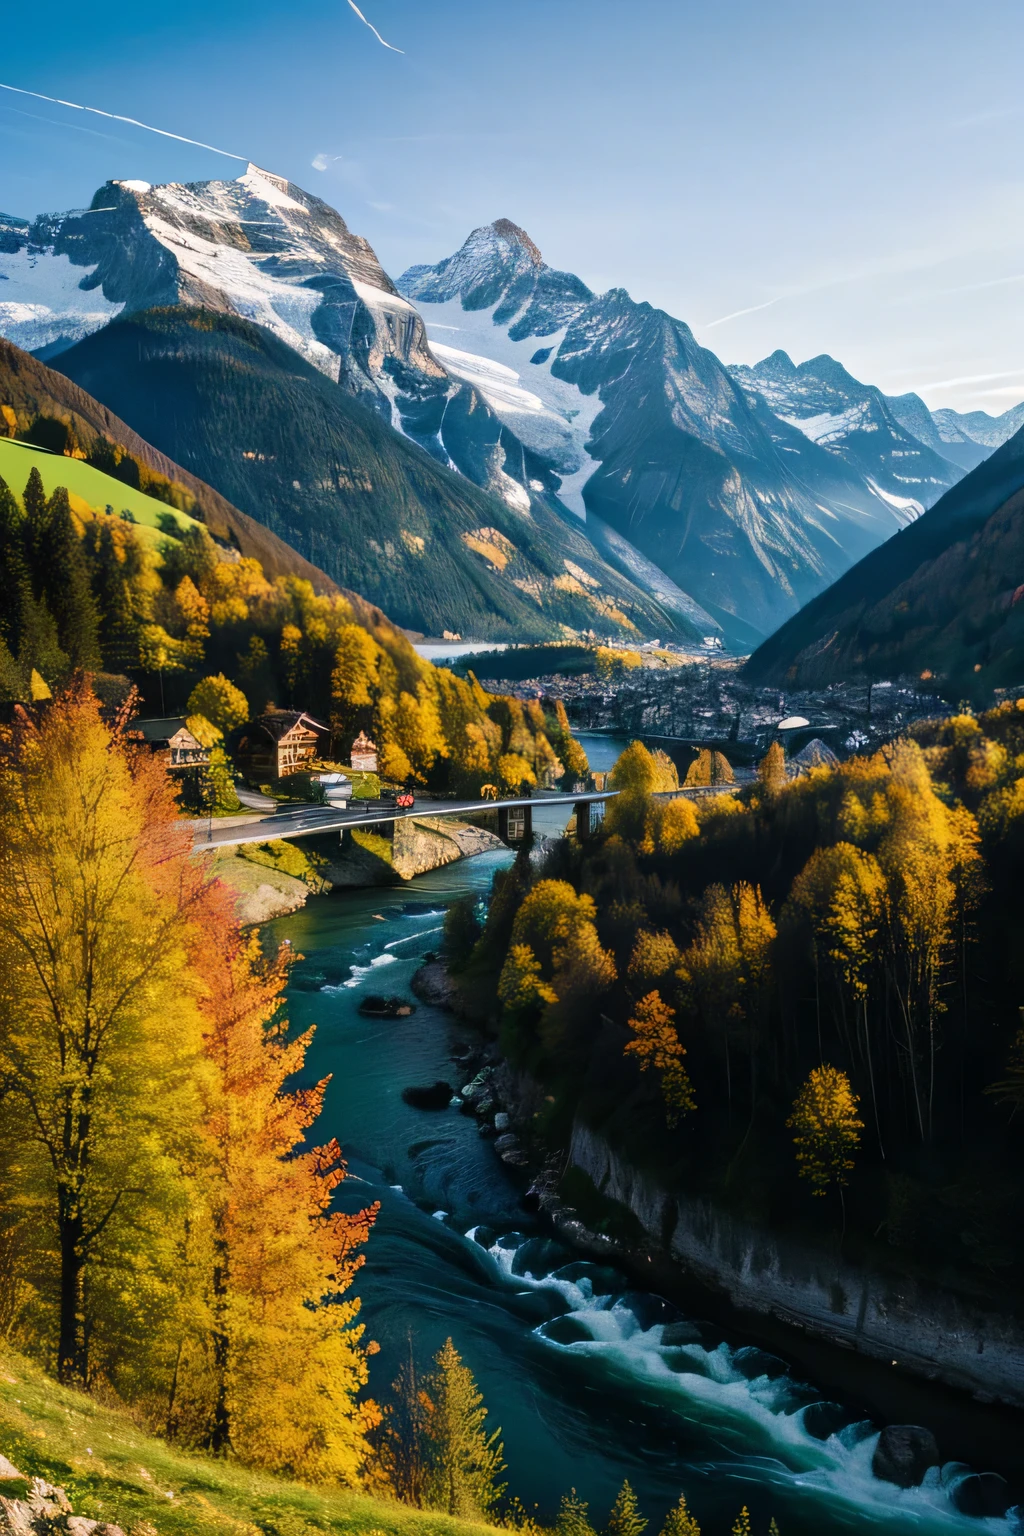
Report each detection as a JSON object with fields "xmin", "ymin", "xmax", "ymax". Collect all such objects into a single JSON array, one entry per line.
[
  {"xmin": 0, "ymin": 461, "xmax": 586, "ymax": 796},
  {"xmin": 53, "ymin": 308, "xmax": 677, "ymax": 643},
  {"xmin": 454, "ymin": 725, "xmax": 1024, "ymax": 1286}
]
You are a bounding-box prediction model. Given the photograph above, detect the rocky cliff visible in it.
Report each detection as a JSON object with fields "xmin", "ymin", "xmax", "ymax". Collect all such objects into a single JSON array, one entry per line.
[{"xmin": 568, "ymin": 1120, "xmax": 1024, "ymax": 1408}]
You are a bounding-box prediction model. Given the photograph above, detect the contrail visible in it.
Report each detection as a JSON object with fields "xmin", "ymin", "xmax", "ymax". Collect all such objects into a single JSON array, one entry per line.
[
  {"xmin": 0, "ymin": 82, "xmax": 245, "ymax": 159},
  {"xmin": 346, "ymin": 0, "xmax": 404, "ymax": 52},
  {"xmin": 700, "ymin": 297, "xmax": 782, "ymax": 330}
]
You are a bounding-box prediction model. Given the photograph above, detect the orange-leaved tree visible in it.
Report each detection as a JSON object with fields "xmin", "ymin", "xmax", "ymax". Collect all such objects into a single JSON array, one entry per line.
[
  {"xmin": 625, "ymin": 990, "xmax": 695, "ymax": 1124},
  {"xmin": 179, "ymin": 876, "xmax": 380, "ymax": 1481}
]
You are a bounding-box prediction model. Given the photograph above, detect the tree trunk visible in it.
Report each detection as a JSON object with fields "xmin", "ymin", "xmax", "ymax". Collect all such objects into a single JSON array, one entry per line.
[
  {"xmin": 209, "ymin": 1239, "xmax": 231, "ymax": 1454},
  {"xmin": 57, "ymin": 1202, "xmax": 84, "ymax": 1385}
]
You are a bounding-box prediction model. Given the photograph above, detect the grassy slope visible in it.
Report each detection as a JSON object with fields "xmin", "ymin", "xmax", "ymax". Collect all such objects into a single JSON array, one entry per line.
[
  {"xmin": 0, "ymin": 437, "xmax": 199, "ymax": 552},
  {"xmin": 0, "ymin": 1344, "xmax": 494, "ymax": 1536},
  {"xmin": 0, "ymin": 336, "xmax": 341, "ymax": 594}
]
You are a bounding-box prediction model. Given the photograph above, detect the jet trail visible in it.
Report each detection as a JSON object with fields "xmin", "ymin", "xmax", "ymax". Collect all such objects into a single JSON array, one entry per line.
[
  {"xmin": 346, "ymin": 0, "xmax": 404, "ymax": 52},
  {"xmin": 0, "ymin": 82, "xmax": 245, "ymax": 159},
  {"xmin": 700, "ymin": 297, "xmax": 781, "ymax": 329}
]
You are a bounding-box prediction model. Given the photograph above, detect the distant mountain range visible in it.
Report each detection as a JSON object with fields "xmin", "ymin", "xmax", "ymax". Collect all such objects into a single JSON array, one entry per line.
[
  {"xmin": 400, "ymin": 222, "xmax": 1018, "ymax": 644},
  {"xmin": 744, "ymin": 419, "xmax": 1024, "ymax": 694},
  {"xmin": 0, "ymin": 169, "xmax": 688, "ymax": 643},
  {"xmin": 1, "ymin": 168, "xmax": 1021, "ymax": 649}
]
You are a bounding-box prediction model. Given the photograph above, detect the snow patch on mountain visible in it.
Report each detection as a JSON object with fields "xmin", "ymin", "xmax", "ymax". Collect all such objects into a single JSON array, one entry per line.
[
  {"xmin": 779, "ymin": 403, "xmax": 875, "ymax": 445},
  {"xmin": 416, "ymin": 295, "xmax": 602, "ymax": 515},
  {"xmin": 0, "ymin": 247, "xmax": 123, "ymax": 353},
  {"xmin": 864, "ymin": 477, "xmax": 923, "ymax": 524}
]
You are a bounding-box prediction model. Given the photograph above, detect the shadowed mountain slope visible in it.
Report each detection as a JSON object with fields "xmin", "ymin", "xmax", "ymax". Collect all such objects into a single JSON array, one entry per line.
[
  {"xmin": 744, "ymin": 424, "xmax": 1024, "ymax": 694},
  {"xmin": 53, "ymin": 307, "xmax": 677, "ymax": 642}
]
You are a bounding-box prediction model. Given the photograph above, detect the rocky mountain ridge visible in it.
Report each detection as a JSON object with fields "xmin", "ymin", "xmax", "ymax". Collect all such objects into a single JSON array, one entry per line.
[{"xmin": 400, "ymin": 222, "xmax": 949, "ymax": 645}]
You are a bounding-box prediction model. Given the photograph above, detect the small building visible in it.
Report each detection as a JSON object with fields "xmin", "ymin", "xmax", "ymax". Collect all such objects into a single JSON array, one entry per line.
[
  {"xmin": 235, "ymin": 710, "xmax": 329, "ymax": 780},
  {"xmin": 350, "ymin": 730, "xmax": 378, "ymax": 773},
  {"xmin": 133, "ymin": 718, "xmax": 209, "ymax": 771}
]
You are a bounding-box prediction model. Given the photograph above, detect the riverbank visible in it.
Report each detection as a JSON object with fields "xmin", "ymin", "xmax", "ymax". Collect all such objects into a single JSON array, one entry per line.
[
  {"xmin": 422, "ymin": 960, "xmax": 1024, "ymax": 1464},
  {"xmin": 206, "ymin": 815, "xmax": 507, "ymax": 921}
]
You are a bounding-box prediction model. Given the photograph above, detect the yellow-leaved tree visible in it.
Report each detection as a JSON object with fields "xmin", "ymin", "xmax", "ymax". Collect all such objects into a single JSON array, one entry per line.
[
  {"xmin": 0, "ymin": 690, "xmax": 206, "ymax": 1386},
  {"xmin": 788, "ymin": 1065, "xmax": 863, "ymax": 1208}
]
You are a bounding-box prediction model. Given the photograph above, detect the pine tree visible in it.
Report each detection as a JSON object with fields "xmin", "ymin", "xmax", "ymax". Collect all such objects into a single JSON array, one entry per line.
[
  {"xmin": 0, "ymin": 476, "xmax": 29, "ymax": 654},
  {"xmin": 731, "ymin": 1510, "xmax": 751, "ymax": 1536},
  {"xmin": 556, "ymin": 1490, "xmax": 597, "ymax": 1536},
  {"xmin": 422, "ymin": 1337, "xmax": 506, "ymax": 1518},
  {"xmin": 606, "ymin": 1480, "xmax": 647, "ymax": 1536},
  {"xmin": 373, "ymin": 1333, "xmax": 429, "ymax": 1505},
  {"xmin": 659, "ymin": 1493, "xmax": 701, "ymax": 1536},
  {"xmin": 30, "ymin": 484, "xmax": 101, "ymax": 669},
  {"xmin": 768, "ymin": 1521, "xmax": 782, "ymax": 1535}
]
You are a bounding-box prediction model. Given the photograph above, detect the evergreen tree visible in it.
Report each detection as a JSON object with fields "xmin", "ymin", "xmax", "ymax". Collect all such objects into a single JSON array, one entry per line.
[
  {"xmin": 659, "ymin": 1493, "xmax": 701, "ymax": 1536},
  {"xmin": 606, "ymin": 1480, "xmax": 648, "ymax": 1536},
  {"xmin": 373, "ymin": 1333, "xmax": 429, "ymax": 1505},
  {"xmin": 0, "ymin": 637, "xmax": 25, "ymax": 703},
  {"xmin": 556, "ymin": 1490, "xmax": 597, "ymax": 1536},
  {"xmin": 422, "ymin": 1337, "xmax": 506, "ymax": 1518},
  {"xmin": 731, "ymin": 1509, "xmax": 752, "ymax": 1536},
  {"xmin": 0, "ymin": 477, "xmax": 29, "ymax": 655},
  {"xmin": 26, "ymin": 483, "xmax": 101, "ymax": 670}
]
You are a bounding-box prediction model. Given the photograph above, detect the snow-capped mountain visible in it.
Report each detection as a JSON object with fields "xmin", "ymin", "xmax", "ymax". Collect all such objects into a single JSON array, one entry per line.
[
  {"xmin": 728, "ymin": 350, "xmax": 965, "ymax": 512},
  {"xmin": 400, "ymin": 223, "xmax": 935, "ymax": 644},
  {"xmin": 932, "ymin": 401, "xmax": 1024, "ymax": 451},
  {"xmin": 0, "ymin": 171, "xmax": 722, "ymax": 641}
]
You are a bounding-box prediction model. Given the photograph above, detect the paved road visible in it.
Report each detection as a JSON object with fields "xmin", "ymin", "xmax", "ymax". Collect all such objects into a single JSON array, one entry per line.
[{"xmin": 191, "ymin": 790, "xmax": 618, "ymax": 852}]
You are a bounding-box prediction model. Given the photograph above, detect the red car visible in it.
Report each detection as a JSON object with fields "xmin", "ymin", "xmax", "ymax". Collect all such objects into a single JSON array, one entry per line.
[{"xmin": 395, "ymin": 790, "xmax": 415, "ymax": 809}]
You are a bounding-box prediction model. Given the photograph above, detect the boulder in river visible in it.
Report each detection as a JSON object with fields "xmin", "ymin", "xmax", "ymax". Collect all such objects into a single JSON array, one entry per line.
[
  {"xmin": 359, "ymin": 994, "xmax": 415, "ymax": 1018},
  {"xmin": 950, "ymin": 1472, "xmax": 1012, "ymax": 1519},
  {"xmin": 401, "ymin": 1081, "xmax": 455, "ymax": 1110},
  {"xmin": 871, "ymin": 1424, "xmax": 940, "ymax": 1488}
]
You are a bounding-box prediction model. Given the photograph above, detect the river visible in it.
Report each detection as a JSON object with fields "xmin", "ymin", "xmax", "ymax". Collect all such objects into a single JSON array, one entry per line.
[{"xmin": 266, "ymin": 750, "xmax": 1021, "ymax": 1536}]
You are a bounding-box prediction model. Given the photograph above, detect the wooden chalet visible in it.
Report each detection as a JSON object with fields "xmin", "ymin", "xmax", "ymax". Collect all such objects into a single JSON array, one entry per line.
[
  {"xmin": 350, "ymin": 730, "xmax": 378, "ymax": 772},
  {"xmin": 235, "ymin": 709, "xmax": 329, "ymax": 780},
  {"xmin": 132, "ymin": 718, "xmax": 209, "ymax": 772}
]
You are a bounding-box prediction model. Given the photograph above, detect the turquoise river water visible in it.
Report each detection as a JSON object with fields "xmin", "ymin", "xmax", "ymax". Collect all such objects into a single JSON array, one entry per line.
[{"xmin": 264, "ymin": 734, "xmax": 1022, "ymax": 1536}]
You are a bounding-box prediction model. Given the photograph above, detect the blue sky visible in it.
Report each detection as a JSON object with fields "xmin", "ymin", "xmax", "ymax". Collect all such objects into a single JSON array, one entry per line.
[{"xmin": 2, "ymin": 0, "xmax": 1023, "ymax": 414}]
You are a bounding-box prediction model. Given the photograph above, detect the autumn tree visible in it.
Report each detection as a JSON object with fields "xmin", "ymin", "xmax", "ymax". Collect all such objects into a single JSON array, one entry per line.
[
  {"xmin": 625, "ymin": 991, "xmax": 695, "ymax": 1124},
  {"xmin": 606, "ymin": 1480, "xmax": 647, "ymax": 1536},
  {"xmin": 187, "ymin": 674, "xmax": 250, "ymax": 736},
  {"xmin": 731, "ymin": 1510, "xmax": 752, "ymax": 1536},
  {"xmin": 788, "ymin": 1066, "xmax": 863, "ymax": 1199},
  {"xmin": 180, "ymin": 890, "xmax": 379, "ymax": 1481},
  {"xmin": 628, "ymin": 930, "xmax": 681, "ymax": 984},
  {"xmin": 757, "ymin": 742, "xmax": 787, "ymax": 797},
  {"xmin": 785, "ymin": 843, "xmax": 887, "ymax": 1153},
  {"xmin": 422, "ymin": 1337, "xmax": 505, "ymax": 1518},
  {"xmin": 0, "ymin": 691, "xmax": 206, "ymax": 1385},
  {"xmin": 659, "ymin": 1494, "xmax": 701, "ymax": 1536},
  {"xmin": 678, "ymin": 883, "xmax": 775, "ymax": 1116},
  {"xmin": 557, "ymin": 1490, "xmax": 598, "ymax": 1536}
]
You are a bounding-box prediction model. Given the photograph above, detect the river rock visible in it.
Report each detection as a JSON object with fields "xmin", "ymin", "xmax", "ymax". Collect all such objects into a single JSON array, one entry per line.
[
  {"xmin": 494, "ymin": 1133, "xmax": 519, "ymax": 1155},
  {"xmin": 950, "ymin": 1472, "xmax": 1012, "ymax": 1519},
  {"xmin": 358, "ymin": 994, "xmax": 415, "ymax": 1018},
  {"xmin": 871, "ymin": 1425, "xmax": 940, "ymax": 1488},
  {"xmin": 401, "ymin": 1081, "xmax": 455, "ymax": 1110},
  {"xmin": 411, "ymin": 960, "xmax": 459, "ymax": 1010},
  {"xmin": 494, "ymin": 1111, "xmax": 510, "ymax": 1132}
]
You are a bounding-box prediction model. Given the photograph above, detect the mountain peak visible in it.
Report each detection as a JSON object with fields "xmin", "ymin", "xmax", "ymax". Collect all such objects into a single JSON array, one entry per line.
[{"xmin": 487, "ymin": 218, "xmax": 543, "ymax": 265}]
